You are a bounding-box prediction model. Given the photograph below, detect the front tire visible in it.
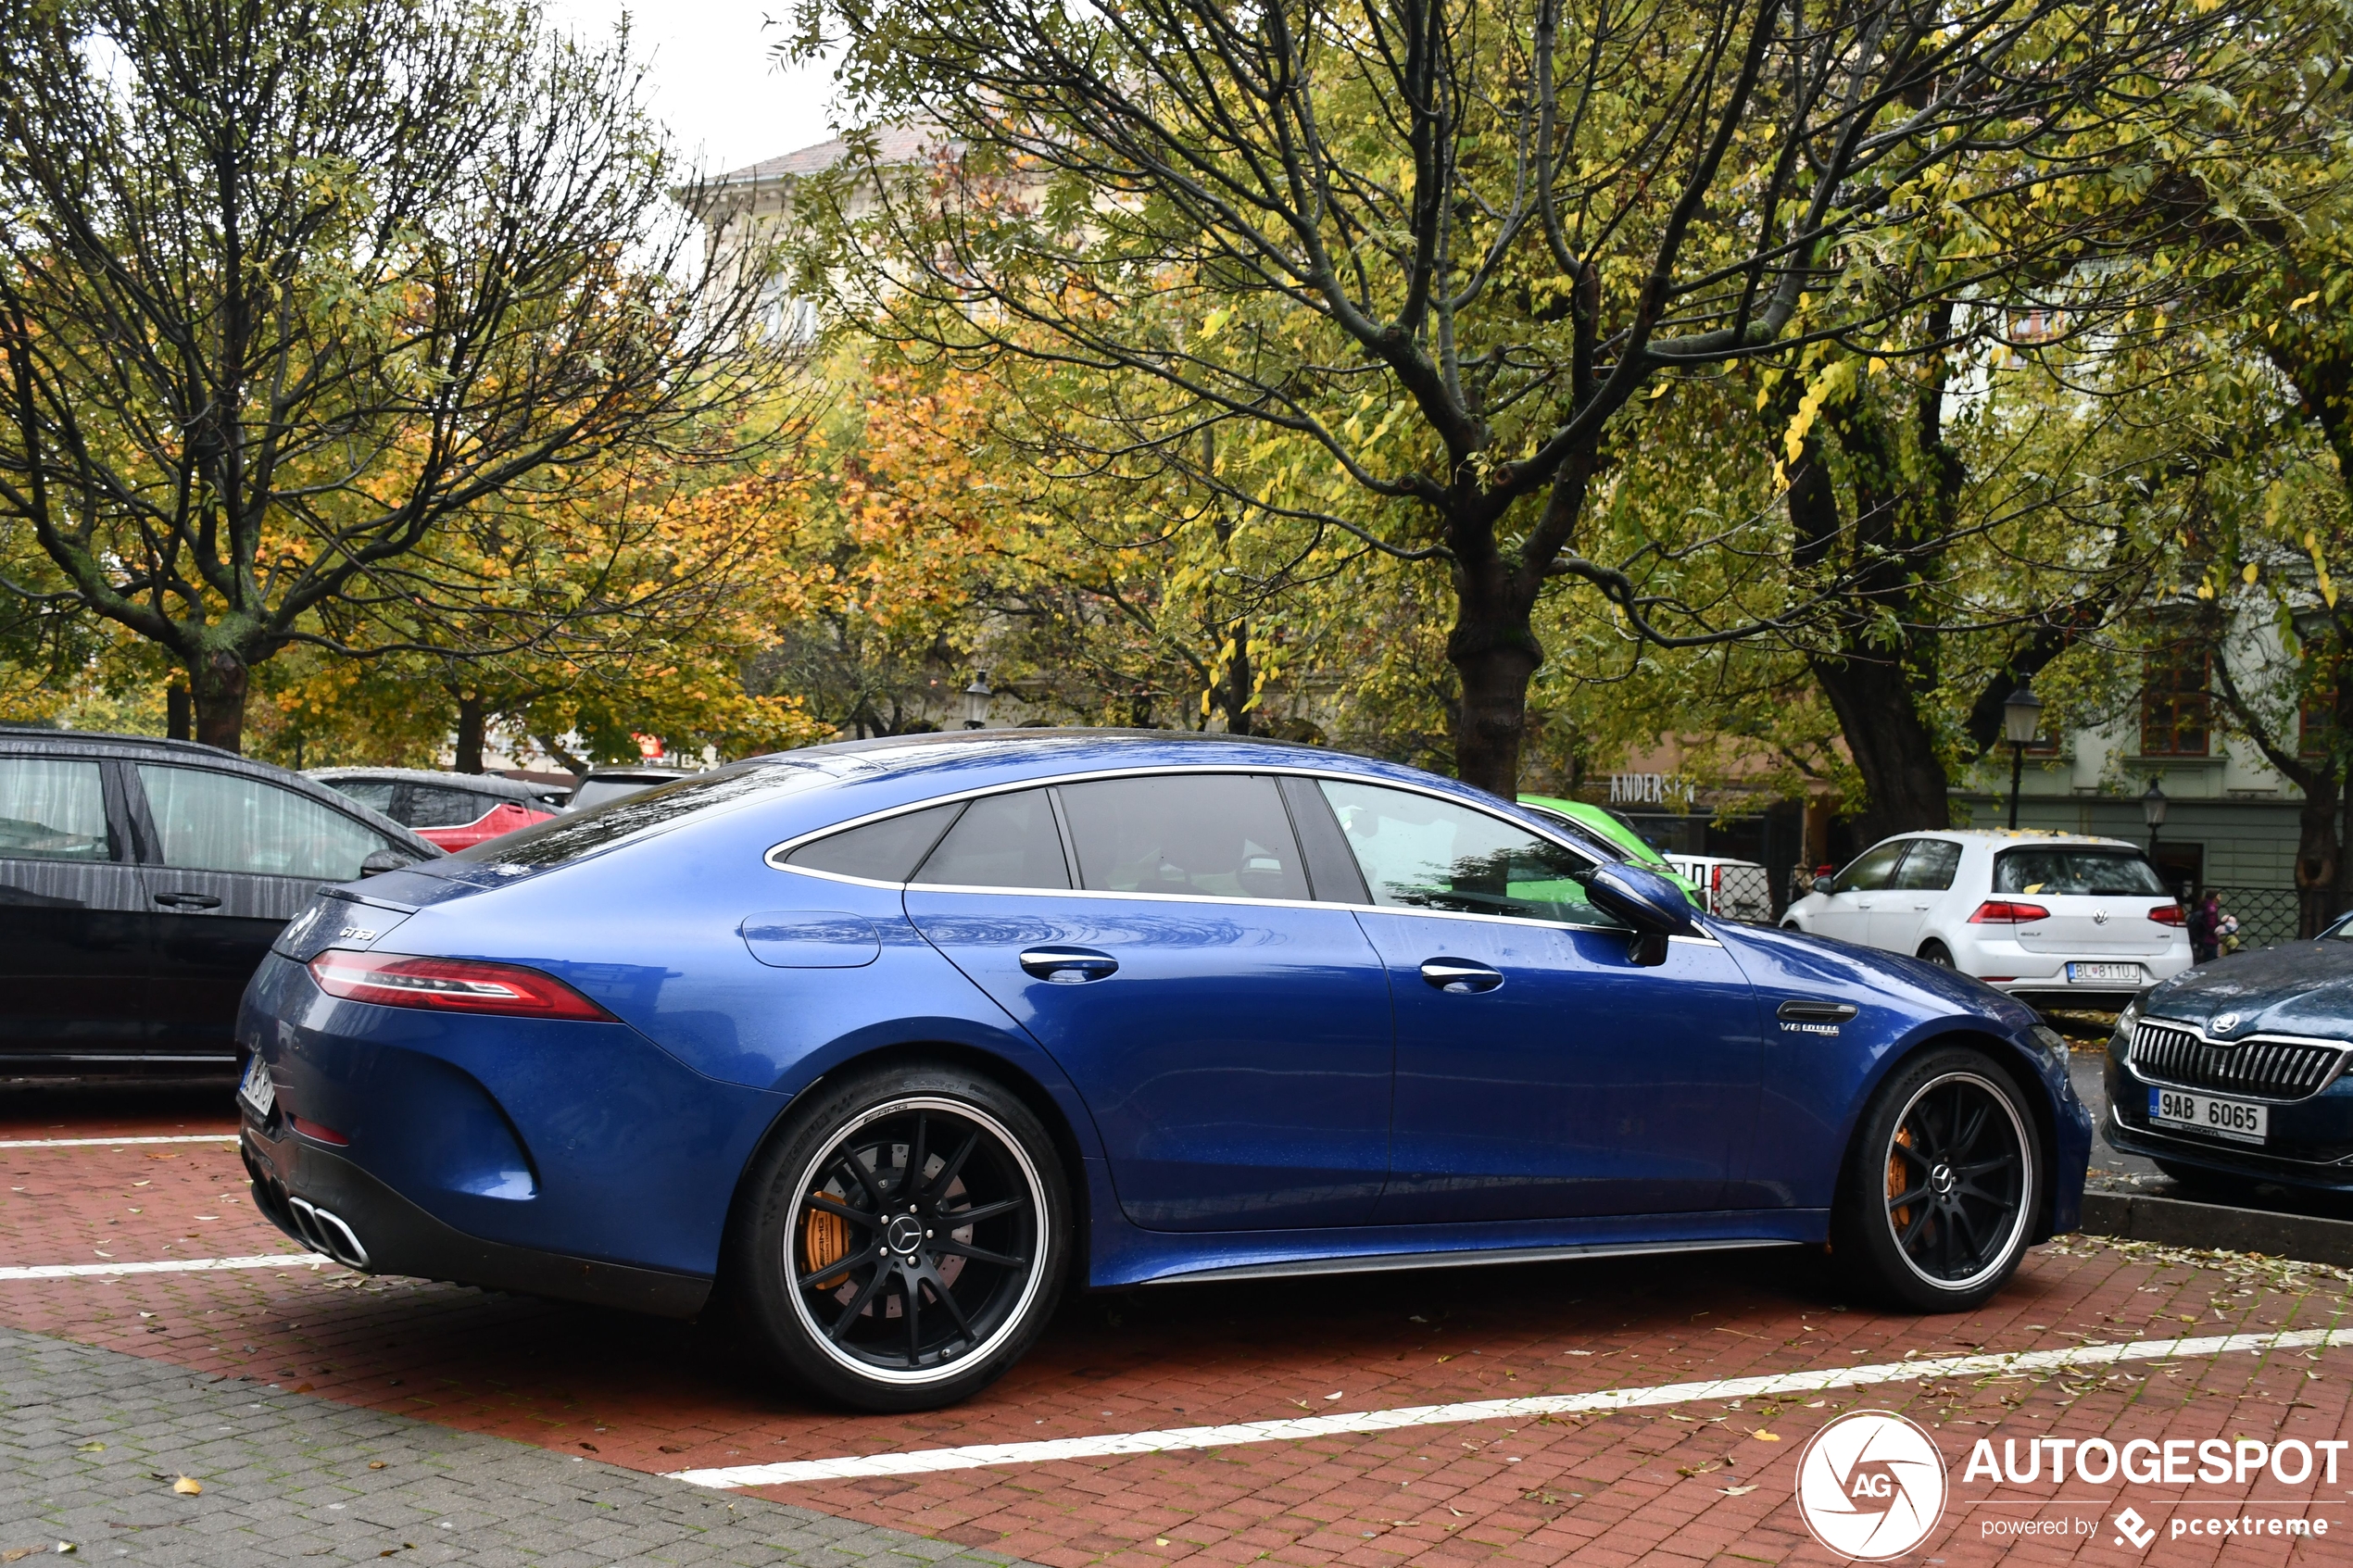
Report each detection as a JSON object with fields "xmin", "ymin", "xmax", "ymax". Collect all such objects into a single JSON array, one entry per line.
[
  {"xmin": 730, "ymin": 1061, "xmax": 1071, "ymax": 1411},
  {"xmin": 1832, "ymin": 1046, "xmax": 2042, "ymax": 1312}
]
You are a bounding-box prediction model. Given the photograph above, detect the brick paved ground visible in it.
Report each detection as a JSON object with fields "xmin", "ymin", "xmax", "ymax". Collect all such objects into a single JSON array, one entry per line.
[
  {"xmin": 5, "ymin": 1094, "xmax": 2352, "ymax": 1566},
  {"xmin": 0, "ymin": 1323, "xmax": 1029, "ymax": 1567}
]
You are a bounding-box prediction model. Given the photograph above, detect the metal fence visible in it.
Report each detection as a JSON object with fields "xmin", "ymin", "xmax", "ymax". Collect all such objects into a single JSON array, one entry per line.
[
  {"xmin": 2203, "ymin": 886, "xmax": 2303, "ymax": 951},
  {"xmin": 1702, "ymin": 862, "xmax": 1778, "ymax": 923}
]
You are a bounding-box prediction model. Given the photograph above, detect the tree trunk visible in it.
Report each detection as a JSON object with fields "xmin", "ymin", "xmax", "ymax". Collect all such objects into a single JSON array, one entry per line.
[
  {"xmin": 1807, "ymin": 652, "xmax": 1953, "ymax": 843},
  {"xmin": 2296, "ymin": 779, "xmax": 2341, "ymax": 937},
  {"xmin": 189, "ymin": 651, "xmax": 248, "ymax": 753},
  {"xmin": 1219, "ymin": 621, "xmax": 1252, "ymax": 735},
  {"xmin": 165, "ymin": 684, "xmax": 192, "ymax": 742},
  {"xmin": 1448, "ymin": 610, "xmax": 1541, "ymax": 799},
  {"xmin": 454, "ymin": 695, "xmax": 487, "ymax": 773}
]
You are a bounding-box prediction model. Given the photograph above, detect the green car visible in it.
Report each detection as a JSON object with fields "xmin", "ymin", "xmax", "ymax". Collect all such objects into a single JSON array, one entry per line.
[{"xmin": 1516, "ymin": 794, "xmax": 1705, "ymax": 902}]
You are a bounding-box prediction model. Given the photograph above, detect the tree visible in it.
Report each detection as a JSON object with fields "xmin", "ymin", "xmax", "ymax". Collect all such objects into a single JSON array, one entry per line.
[
  {"xmin": 784, "ymin": 0, "xmax": 2251, "ymax": 794},
  {"xmin": 0, "ymin": 0, "xmax": 788, "ymax": 751}
]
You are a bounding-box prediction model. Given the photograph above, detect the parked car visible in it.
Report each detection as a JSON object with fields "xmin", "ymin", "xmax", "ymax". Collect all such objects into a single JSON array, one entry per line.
[
  {"xmin": 1781, "ymin": 830, "xmax": 2191, "ymax": 1010},
  {"xmin": 1516, "ymin": 795, "xmax": 1703, "ymax": 900},
  {"xmin": 0, "ymin": 726, "xmax": 438, "ymax": 1076},
  {"xmin": 567, "ymin": 764, "xmax": 696, "ymax": 811},
  {"xmin": 237, "ymin": 730, "xmax": 2086, "ymax": 1411},
  {"xmin": 310, "ymin": 768, "xmax": 563, "ymax": 851},
  {"xmin": 1666, "ymin": 854, "xmax": 1775, "ymax": 922},
  {"xmin": 2103, "ymin": 922, "xmax": 2353, "ymax": 1200}
]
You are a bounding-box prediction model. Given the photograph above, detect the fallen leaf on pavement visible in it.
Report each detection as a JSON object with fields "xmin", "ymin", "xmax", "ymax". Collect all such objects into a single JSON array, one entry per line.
[
  {"xmin": 171, "ymin": 1477, "xmax": 201, "ymax": 1496},
  {"xmin": 1752, "ymin": 1431, "xmax": 1780, "ymax": 1441},
  {"xmin": 1719, "ymin": 1486, "xmax": 1758, "ymax": 1496}
]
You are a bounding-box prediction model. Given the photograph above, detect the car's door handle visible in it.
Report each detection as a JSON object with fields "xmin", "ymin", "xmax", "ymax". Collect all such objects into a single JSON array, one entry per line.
[
  {"xmin": 1777, "ymin": 999, "xmax": 1859, "ymax": 1023},
  {"xmin": 152, "ymin": 892, "xmax": 222, "ymax": 910},
  {"xmin": 1018, "ymin": 948, "xmax": 1118, "ymax": 984},
  {"xmin": 1420, "ymin": 959, "xmax": 1504, "ymax": 994}
]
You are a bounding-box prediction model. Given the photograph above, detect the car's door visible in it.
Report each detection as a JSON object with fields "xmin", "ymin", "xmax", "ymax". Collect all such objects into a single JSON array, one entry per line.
[
  {"xmin": 130, "ymin": 763, "xmax": 402, "ymax": 1048},
  {"xmin": 903, "ymin": 772, "xmax": 1397, "ymax": 1231},
  {"xmin": 1869, "ymin": 838, "xmax": 1960, "ymax": 954},
  {"xmin": 0, "ymin": 751, "xmax": 156, "ymax": 1055},
  {"xmin": 1303, "ymin": 778, "xmax": 1761, "ymax": 1223},
  {"xmin": 1806, "ymin": 840, "xmax": 1909, "ymax": 944}
]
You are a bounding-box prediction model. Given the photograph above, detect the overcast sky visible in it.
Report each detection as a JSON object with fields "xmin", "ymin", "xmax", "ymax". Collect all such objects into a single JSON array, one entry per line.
[{"xmin": 543, "ymin": 2, "xmax": 842, "ymax": 175}]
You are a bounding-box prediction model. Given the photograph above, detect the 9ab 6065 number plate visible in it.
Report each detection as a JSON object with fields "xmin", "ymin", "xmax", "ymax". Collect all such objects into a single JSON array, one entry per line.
[{"xmin": 2150, "ymin": 1086, "xmax": 2266, "ymax": 1145}]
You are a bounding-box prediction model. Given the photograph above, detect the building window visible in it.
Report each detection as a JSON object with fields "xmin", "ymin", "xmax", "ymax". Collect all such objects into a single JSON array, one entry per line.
[
  {"xmin": 2303, "ymin": 685, "xmax": 2336, "ymax": 758},
  {"xmin": 2141, "ymin": 644, "xmax": 2210, "ymax": 757}
]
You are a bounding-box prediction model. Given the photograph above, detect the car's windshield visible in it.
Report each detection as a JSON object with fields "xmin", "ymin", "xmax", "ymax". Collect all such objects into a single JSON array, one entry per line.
[{"xmin": 1993, "ymin": 847, "xmax": 2167, "ymax": 897}]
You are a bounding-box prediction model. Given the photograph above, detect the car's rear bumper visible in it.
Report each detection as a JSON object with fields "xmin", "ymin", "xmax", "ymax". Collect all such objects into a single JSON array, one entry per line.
[{"xmin": 238, "ymin": 1112, "xmax": 711, "ymax": 1317}]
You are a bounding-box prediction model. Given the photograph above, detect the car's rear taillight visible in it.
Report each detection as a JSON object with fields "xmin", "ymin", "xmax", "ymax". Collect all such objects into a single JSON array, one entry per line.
[
  {"xmin": 2148, "ymin": 904, "xmax": 2186, "ymax": 926},
  {"xmin": 1968, "ymin": 900, "xmax": 2051, "ymax": 924},
  {"xmin": 308, "ymin": 950, "xmax": 613, "ymax": 1021}
]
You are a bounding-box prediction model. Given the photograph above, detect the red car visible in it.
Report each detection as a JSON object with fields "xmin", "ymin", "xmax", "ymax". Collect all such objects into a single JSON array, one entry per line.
[{"xmin": 308, "ymin": 768, "xmax": 565, "ymax": 851}]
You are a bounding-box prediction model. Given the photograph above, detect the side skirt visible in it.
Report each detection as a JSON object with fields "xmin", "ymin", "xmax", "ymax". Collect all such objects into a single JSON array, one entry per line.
[{"xmin": 1149, "ymin": 1236, "xmax": 1804, "ymax": 1286}]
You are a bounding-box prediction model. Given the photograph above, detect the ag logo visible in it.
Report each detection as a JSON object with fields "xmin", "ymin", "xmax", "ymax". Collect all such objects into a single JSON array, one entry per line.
[{"xmin": 1793, "ymin": 1410, "xmax": 1947, "ymax": 1561}]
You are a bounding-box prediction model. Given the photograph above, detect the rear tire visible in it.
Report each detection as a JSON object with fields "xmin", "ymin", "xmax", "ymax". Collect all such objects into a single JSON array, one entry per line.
[
  {"xmin": 1832, "ymin": 1046, "xmax": 2042, "ymax": 1312},
  {"xmin": 729, "ymin": 1060, "xmax": 1071, "ymax": 1412},
  {"xmin": 1918, "ymin": 941, "xmax": 1957, "ymax": 968}
]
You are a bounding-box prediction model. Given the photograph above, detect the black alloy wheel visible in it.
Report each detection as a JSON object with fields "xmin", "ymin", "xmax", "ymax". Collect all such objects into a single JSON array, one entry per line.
[
  {"xmin": 734, "ymin": 1063, "xmax": 1068, "ymax": 1411},
  {"xmin": 1835, "ymin": 1047, "xmax": 2040, "ymax": 1311}
]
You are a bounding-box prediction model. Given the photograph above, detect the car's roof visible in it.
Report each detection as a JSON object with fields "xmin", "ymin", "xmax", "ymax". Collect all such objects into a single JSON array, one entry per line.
[
  {"xmin": 1885, "ymin": 829, "xmax": 2148, "ymax": 851},
  {"xmin": 0, "ymin": 723, "xmax": 246, "ymax": 765},
  {"xmin": 308, "ymin": 766, "xmax": 551, "ymax": 801},
  {"xmin": 578, "ymin": 764, "xmax": 698, "ymax": 779}
]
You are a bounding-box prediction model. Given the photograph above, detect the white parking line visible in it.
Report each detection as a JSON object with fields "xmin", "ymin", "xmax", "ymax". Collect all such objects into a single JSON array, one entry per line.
[
  {"xmin": 0, "ymin": 1134, "xmax": 240, "ymax": 1149},
  {"xmin": 0, "ymin": 1253, "xmax": 329, "ymax": 1280},
  {"xmin": 669, "ymin": 1324, "xmax": 2353, "ymax": 1489}
]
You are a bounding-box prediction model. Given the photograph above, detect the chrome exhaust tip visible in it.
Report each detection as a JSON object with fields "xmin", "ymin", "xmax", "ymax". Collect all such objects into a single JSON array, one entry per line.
[{"xmin": 285, "ymin": 1196, "xmax": 370, "ymax": 1269}]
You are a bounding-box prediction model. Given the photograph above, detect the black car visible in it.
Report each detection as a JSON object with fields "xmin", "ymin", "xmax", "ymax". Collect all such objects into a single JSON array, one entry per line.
[
  {"xmin": 2105, "ymin": 927, "xmax": 2353, "ymax": 1197},
  {"xmin": 0, "ymin": 727, "xmax": 439, "ymax": 1078}
]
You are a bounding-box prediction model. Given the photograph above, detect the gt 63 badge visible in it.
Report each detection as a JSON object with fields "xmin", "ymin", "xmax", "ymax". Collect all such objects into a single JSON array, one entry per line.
[{"xmin": 1793, "ymin": 1410, "xmax": 1947, "ymax": 1560}]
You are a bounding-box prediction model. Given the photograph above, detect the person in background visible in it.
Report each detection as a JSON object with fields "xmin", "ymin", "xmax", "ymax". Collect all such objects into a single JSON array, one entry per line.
[{"xmin": 2188, "ymin": 888, "xmax": 2223, "ymax": 963}]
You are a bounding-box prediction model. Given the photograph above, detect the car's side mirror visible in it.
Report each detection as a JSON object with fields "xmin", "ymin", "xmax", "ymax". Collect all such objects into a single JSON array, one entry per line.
[
  {"xmin": 1582, "ymin": 862, "xmax": 1703, "ymax": 966},
  {"xmin": 1814, "ymin": 874, "xmax": 1836, "ymax": 894},
  {"xmin": 359, "ymin": 848, "xmax": 414, "ymax": 878}
]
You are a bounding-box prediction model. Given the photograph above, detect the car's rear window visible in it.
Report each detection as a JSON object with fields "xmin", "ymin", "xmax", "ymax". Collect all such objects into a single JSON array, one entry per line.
[
  {"xmin": 461, "ymin": 765, "xmax": 814, "ymax": 869},
  {"xmin": 1993, "ymin": 848, "xmax": 2166, "ymax": 897}
]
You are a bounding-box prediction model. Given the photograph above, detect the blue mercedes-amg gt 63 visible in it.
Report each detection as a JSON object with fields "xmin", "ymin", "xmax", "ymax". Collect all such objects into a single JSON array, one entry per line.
[{"xmin": 235, "ymin": 732, "xmax": 2089, "ymax": 1411}]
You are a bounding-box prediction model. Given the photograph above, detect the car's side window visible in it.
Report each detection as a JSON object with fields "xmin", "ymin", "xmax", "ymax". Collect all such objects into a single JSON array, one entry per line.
[
  {"xmin": 0, "ymin": 758, "xmax": 111, "ymax": 862},
  {"xmin": 321, "ymin": 778, "xmax": 398, "ymax": 815},
  {"xmin": 1057, "ymin": 774, "xmax": 1308, "ymax": 901},
  {"xmin": 786, "ymin": 801, "xmax": 964, "ymax": 882},
  {"xmin": 1891, "ymin": 839, "xmax": 1961, "ymax": 891},
  {"xmin": 1831, "ymin": 841, "xmax": 1908, "ymax": 894},
  {"xmin": 911, "ymin": 788, "xmax": 1070, "ymax": 889},
  {"xmin": 136, "ymin": 765, "xmax": 393, "ymax": 881},
  {"xmin": 407, "ymin": 784, "xmax": 496, "ymax": 829},
  {"xmin": 1315, "ymin": 778, "xmax": 1624, "ymax": 927}
]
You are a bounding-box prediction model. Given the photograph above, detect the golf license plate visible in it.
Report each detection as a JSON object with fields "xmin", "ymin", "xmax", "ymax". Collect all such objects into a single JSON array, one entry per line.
[
  {"xmin": 2149, "ymin": 1086, "xmax": 2266, "ymax": 1145},
  {"xmin": 238, "ymin": 1053, "xmax": 275, "ymax": 1118},
  {"xmin": 2069, "ymin": 961, "xmax": 2143, "ymax": 984}
]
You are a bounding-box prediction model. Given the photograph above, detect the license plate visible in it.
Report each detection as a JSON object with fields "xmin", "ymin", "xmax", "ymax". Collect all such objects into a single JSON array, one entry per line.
[
  {"xmin": 238, "ymin": 1054, "xmax": 276, "ymax": 1119},
  {"xmin": 2069, "ymin": 962, "xmax": 2142, "ymax": 983},
  {"xmin": 2150, "ymin": 1086, "xmax": 2267, "ymax": 1144}
]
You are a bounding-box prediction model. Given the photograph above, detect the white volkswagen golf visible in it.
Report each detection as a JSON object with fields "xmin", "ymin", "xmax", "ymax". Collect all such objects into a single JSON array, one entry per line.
[{"xmin": 1781, "ymin": 830, "xmax": 2193, "ymax": 1010}]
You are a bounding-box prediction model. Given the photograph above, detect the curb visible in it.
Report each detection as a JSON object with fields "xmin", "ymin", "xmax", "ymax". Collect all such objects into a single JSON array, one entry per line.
[{"xmin": 2079, "ymin": 1190, "xmax": 2353, "ymax": 1268}]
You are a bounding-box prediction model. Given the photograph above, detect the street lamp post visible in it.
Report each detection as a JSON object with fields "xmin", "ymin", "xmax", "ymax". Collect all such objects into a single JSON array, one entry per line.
[
  {"xmin": 961, "ymin": 672, "xmax": 994, "ymax": 730},
  {"xmin": 2143, "ymin": 776, "xmax": 2169, "ymax": 867},
  {"xmin": 2001, "ymin": 684, "xmax": 2045, "ymax": 830}
]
